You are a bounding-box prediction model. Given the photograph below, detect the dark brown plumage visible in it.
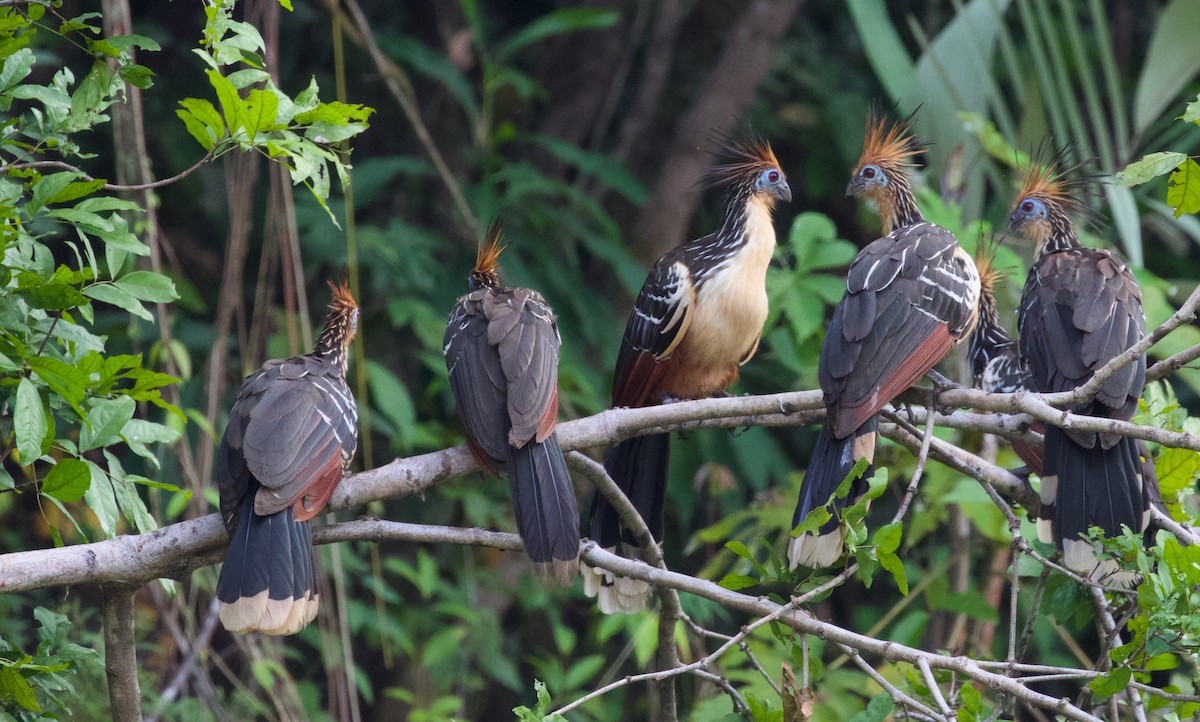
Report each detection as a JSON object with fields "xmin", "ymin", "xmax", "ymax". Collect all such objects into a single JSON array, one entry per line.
[
  {"xmin": 444, "ymin": 220, "xmax": 579, "ymax": 584},
  {"xmin": 216, "ymin": 281, "xmax": 359, "ymax": 635},
  {"xmin": 585, "ymin": 136, "xmax": 790, "ymax": 613},
  {"xmin": 1010, "ymin": 154, "xmax": 1150, "ymax": 580},
  {"xmin": 789, "ymin": 113, "xmax": 981, "ymax": 569}
]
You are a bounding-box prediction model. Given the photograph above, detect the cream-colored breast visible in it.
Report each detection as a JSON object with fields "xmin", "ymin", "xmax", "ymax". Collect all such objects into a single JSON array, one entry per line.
[{"xmin": 682, "ymin": 198, "xmax": 776, "ymax": 368}]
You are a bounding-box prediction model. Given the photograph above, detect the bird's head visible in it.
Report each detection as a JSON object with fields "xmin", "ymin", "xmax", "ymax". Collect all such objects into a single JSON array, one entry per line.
[
  {"xmin": 1007, "ymin": 151, "xmax": 1088, "ymax": 249},
  {"xmin": 469, "ymin": 219, "xmax": 507, "ymax": 291},
  {"xmin": 705, "ymin": 135, "xmax": 791, "ymax": 207},
  {"xmin": 318, "ymin": 278, "xmax": 359, "ymax": 355},
  {"xmin": 847, "ymin": 111, "xmax": 924, "ymax": 231},
  {"xmin": 973, "ymin": 233, "xmax": 1009, "ymax": 308},
  {"xmin": 847, "ymin": 112, "xmax": 923, "ymax": 197}
]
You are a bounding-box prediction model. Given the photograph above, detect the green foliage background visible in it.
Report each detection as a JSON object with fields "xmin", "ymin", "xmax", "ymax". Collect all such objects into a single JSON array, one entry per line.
[{"xmin": 0, "ymin": 0, "xmax": 1198, "ymax": 720}]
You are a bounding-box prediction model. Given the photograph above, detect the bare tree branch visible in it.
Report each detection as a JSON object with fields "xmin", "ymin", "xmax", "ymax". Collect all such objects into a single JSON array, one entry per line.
[{"xmin": 103, "ymin": 585, "xmax": 142, "ymax": 722}]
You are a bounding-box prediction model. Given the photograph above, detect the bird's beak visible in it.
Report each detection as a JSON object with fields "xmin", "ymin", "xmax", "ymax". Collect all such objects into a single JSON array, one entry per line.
[
  {"xmin": 775, "ymin": 181, "xmax": 792, "ymax": 203},
  {"xmin": 1006, "ymin": 213, "xmax": 1022, "ymax": 233},
  {"xmin": 845, "ymin": 178, "xmax": 861, "ymax": 197}
]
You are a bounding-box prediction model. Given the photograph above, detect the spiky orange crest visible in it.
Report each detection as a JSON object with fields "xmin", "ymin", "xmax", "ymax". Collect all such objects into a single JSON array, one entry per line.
[
  {"xmin": 704, "ymin": 135, "xmax": 781, "ymax": 188},
  {"xmin": 326, "ymin": 278, "xmax": 358, "ymax": 312},
  {"xmin": 856, "ymin": 111, "xmax": 923, "ymax": 172},
  {"xmin": 1013, "ymin": 153, "xmax": 1088, "ymax": 215},
  {"xmin": 973, "ymin": 235, "xmax": 1008, "ymax": 298},
  {"xmin": 469, "ymin": 219, "xmax": 507, "ymax": 289}
]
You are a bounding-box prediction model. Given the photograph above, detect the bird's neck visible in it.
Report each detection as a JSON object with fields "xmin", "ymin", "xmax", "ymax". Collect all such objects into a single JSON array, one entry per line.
[
  {"xmin": 969, "ymin": 298, "xmax": 1013, "ymax": 378},
  {"xmin": 313, "ymin": 327, "xmax": 350, "ymax": 374},
  {"xmin": 1037, "ymin": 212, "xmax": 1082, "ymax": 256},
  {"xmin": 881, "ymin": 176, "xmax": 923, "ymax": 234}
]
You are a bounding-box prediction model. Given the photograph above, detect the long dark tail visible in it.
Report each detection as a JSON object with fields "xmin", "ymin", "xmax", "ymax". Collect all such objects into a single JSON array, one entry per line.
[
  {"xmin": 1039, "ymin": 427, "xmax": 1149, "ymax": 578},
  {"xmin": 506, "ymin": 432, "xmax": 580, "ymax": 584},
  {"xmin": 217, "ymin": 485, "xmax": 318, "ymax": 636},
  {"xmin": 788, "ymin": 418, "xmax": 877, "ymax": 569},
  {"xmin": 582, "ymin": 433, "xmax": 669, "ymax": 613}
]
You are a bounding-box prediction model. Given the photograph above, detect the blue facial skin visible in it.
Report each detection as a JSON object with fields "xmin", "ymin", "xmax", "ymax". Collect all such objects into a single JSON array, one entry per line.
[
  {"xmin": 845, "ymin": 163, "xmax": 888, "ymax": 197},
  {"xmin": 755, "ymin": 168, "xmax": 792, "ymax": 202},
  {"xmin": 1008, "ymin": 197, "xmax": 1047, "ymax": 232}
]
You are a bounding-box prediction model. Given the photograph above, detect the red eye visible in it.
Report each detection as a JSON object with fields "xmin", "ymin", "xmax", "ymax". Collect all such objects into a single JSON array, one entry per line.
[
  {"xmin": 768, "ymin": 170, "xmax": 780, "ymax": 183},
  {"xmin": 862, "ymin": 167, "xmax": 876, "ymax": 179},
  {"xmin": 1022, "ymin": 200, "xmax": 1035, "ymax": 212}
]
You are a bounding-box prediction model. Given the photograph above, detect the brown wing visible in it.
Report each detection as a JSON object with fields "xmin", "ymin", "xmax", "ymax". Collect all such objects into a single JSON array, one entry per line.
[
  {"xmin": 224, "ymin": 355, "xmax": 357, "ymax": 519},
  {"xmin": 484, "ymin": 287, "xmax": 562, "ymax": 446},
  {"xmin": 1019, "ymin": 248, "xmax": 1145, "ymax": 436},
  {"xmin": 611, "ymin": 255, "xmax": 694, "ymax": 408},
  {"xmin": 444, "ymin": 292, "xmax": 510, "ymax": 465},
  {"xmin": 820, "ymin": 222, "xmax": 979, "ymax": 438}
]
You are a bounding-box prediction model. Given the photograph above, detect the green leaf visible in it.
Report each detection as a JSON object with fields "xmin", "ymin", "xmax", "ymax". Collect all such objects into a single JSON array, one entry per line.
[
  {"xmin": 176, "ymin": 97, "xmax": 224, "ymax": 150},
  {"xmin": 848, "ymin": 691, "xmax": 894, "ymax": 722},
  {"xmin": 13, "ymin": 378, "xmax": 47, "ymax": 464},
  {"xmin": 47, "ymin": 178, "xmax": 106, "ymax": 205},
  {"xmin": 872, "ymin": 522, "xmax": 902, "ymax": 554},
  {"xmin": 207, "ymin": 69, "xmax": 242, "ymax": 133},
  {"xmin": 1133, "ymin": 0, "xmax": 1200, "ymax": 133},
  {"xmin": 115, "ymin": 271, "xmax": 178, "ymax": 303},
  {"xmin": 0, "ymin": 48, "xmax": 35, "ymax": 94},
  {"xmin": 0, "ymin": 667, "xmax": 39, "ymax": 712},
  {"xmin": 1156, "ymin": 446, "xmax": 1200, "ymax": 504},
  {"xmin": 1088, "ymin": 666, "xmax": 1131, "ymax": 697},
  {"xmin": 80, "ymin": 396, "xmax": 137, "ymax": 452},
  {"xmin": 84, "ymin": 283, "xmax": 153, "ymax": 321},
  {"xmin": 1167, "ymin": 158, "xmax": 1200, "ymax": 217},
  {"xmin": 1184, "ymin": 92, "xmax": 1200, "ymax": 124},
  {"xmin": 112, "ymin": 476, "xmax": 157, "ymax": 533},
  {"xmin": 1114, "ymin": 151, "xmax": 1188, "ymax": 187},
  {"xmin": 846, "ymin": 0, "xmax": 916, "ymax": 102},
  {"xmin": 83, "ymin": 461, "xmax": 120, "ymax": 538},
  {"xmin": 718, "ymin": 574, "xmax": 758, "ymax": 591},
  {"xmin": 28, "ymin": 356, "xmax": 87, "ymax": 413},
  {"xmin": 877, "ymin": 551, "xmax": 908, "ymax": 594},
  {"xmin": 725, "ymin": 539, "xmax": 768, "ymax": 576},
  {"xmin": 42, "ymin": 459, "xmax": 91, "ymax": 503},
  {"xmin": 497, "ymin": 8, "xmax": 618, "ymax": 60},
  {"xmin": 242, "ymin": 87, "xmax": 279, "ymax": 140}
]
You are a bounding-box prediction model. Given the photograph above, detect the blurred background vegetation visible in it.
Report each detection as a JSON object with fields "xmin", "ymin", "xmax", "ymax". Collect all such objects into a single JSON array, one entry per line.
[{"xmin": 2, "ymin": 0, "xmax": 1200, "ymax": 720}]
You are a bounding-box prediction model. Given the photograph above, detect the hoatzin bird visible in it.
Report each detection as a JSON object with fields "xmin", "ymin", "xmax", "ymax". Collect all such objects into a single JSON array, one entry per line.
[
  {"xmin": 584, "ymin": 137, "xmax": 790, "ymax": 613},
  {"xmin": 789, "ymin": 113, "xmax": 981, "ymax": 569},
  {"xmin": 1009, "ymin": 157, "xmax": 1150, "ymax": 580},
  {"xmin": 216, "ymin": 281, "xmax": 359, "ymax": 635},
  {"xmin": 444, "ymin": 221, "xmax": 580, "ymax": 583},
  {"xmin": 968, "ymin": 238, "xmax": 1044, "ymax": 475}
]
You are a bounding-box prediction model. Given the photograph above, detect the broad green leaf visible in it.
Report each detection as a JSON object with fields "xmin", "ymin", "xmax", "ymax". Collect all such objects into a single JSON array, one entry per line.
[
  {"xmin": 80, "ymin": 396, "xmax": 136, "ymax": 452},
  {"xmin": 112, "ymin": 476, "xmax": 157, "ymax": 533},
  {"xmin": 1168, "ymin": 158, "xmax": 1200, "ymax": 218},
  {"xmin": 42, "ymin": 458, "xmax": 90, "ymax": 503},
  {"xmin": 1133, "ymin": 0, "xmax": 1200, "ymax": 133},
  {"xmin": 206, "ymin": 69, "xmax": 241, "ymax": 133},
  {"xmin": 13, "ymin": 378, "xmax": 47, "ymax": 464},
  {"xmin": 0, "ymin": 48, "xmax": 35, "ymax": 93},
  {"xmin": 717, "ymin": 574, "xmax": 758, "ymax": 591},
  {"xmin": 47, "ymin": 178, "xmax": 106, "ymax": 205},
  {"xmin": 83, "ymin": 461, "xmax": 120, "ymax": 537},
  {"xmin": 878, "ymin": 551, "xmax": 908, "ymax": 595},
  {"xmin": 176, "ymin": 97, "xmax": 224, "ymax": 150},
  {"xmin": 872, "ymin": 521, "xmax": 902, "ymax": 554},
  {"xmin": 115, "ymin": 271, "xmax": 178, "ymax": 303},
  {"xmin": 1156, "ymin": 446, "xmax": 1200, "ymax": 504},
  {"xmin": 242, "ymin": 87, "xmax": 279, "ymax": 141},
  {"xmin": 0, "ymin": 667, "xmax": 39, "ymax": 712},
  {"xmin": 1114, "ymin": 151, "xmax": 1187, "ymax": 187},
  {"xmin": 84, "ymin": 283, "xmax": 153, "ymax": 321},
  {"xmin": 846, "ymin": 0, "xmax": 916, "ymax": 102},
  {"xmin": 29, "ymin": 172, "xmax": 79, "ymax": 214},
  {"xmin": 1088, "ymin": 666, "xmax": 1131, "ymax": 697},
  {"xmin": 848, "ymin": 691, "xmax": 894, "ymax": 722},
  {"xmin": 28, "ymin": 356, "xmax": 87, "ymax": 412}
]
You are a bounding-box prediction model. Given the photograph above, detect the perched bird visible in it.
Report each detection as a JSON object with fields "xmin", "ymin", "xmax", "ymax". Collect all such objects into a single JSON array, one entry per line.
[
  {"xmin": 584, "ymin": 136, "xmax": 790, "ymax": 613},
  {"xmin": 444, "ymin": 221, "xmax": 580, "ymax": 583},
  {"xmin": 967, "ymin": 237, "xmax": 1044, "ymax": 475},
  {"xmin": 1009, "ymin": 156, "xmax": 1150, "ymax": 579},
  {"xmin": 216, "ymin": 281, "xmax": 359, "ymax": 635},
  {"xmin": 789, "ymin": 113, "xmax": 980, "ymax": 568}
]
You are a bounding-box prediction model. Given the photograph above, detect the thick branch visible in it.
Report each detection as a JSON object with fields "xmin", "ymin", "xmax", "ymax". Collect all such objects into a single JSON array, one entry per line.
[{"xmin": 103, "ymin": 585, "xmax": 142, "ymax": 722}]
